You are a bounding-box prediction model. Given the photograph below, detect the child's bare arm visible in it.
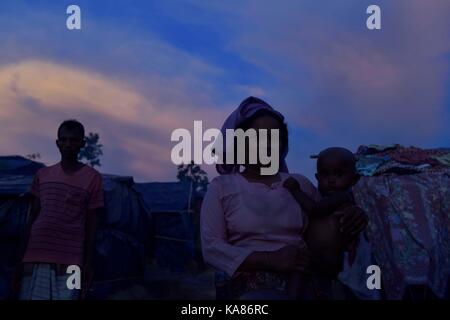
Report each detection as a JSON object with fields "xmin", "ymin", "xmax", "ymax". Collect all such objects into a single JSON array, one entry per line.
[
  {"xmin": 283, "ymin": 178, "xmax": 317, "ymax": 213},
  {"xmin": 284, "ymin": 177, "xmax": 353, "ymax": 216}
]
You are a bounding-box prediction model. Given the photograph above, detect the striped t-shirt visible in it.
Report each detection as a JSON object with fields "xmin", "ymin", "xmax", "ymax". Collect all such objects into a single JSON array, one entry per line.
[{"xmin": 23, "ymin": 163, "xmax": 104, "ymax": 266}]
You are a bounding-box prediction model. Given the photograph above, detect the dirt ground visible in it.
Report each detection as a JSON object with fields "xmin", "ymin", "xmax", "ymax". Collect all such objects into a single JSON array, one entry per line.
[{"xmin": 89, "ymin": 261, "xmax": 216, "ymax": 300}]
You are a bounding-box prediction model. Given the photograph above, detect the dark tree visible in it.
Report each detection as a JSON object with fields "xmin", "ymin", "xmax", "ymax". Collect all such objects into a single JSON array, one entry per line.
[
  {"xmin": 26, "ymin": 153, "xmax": 41, "ymax": 160},
  {"xmin": 78, "ymin": 132, "xmax": 103, "ymax": 167},
  {"xmin": 177, "ymin": 161, "xmax": 209, "ymax": 193}
]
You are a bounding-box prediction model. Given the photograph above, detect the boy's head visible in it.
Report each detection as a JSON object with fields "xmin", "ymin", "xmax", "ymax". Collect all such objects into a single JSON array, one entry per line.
[
  {"xmin": 315, "ymin": 147, "xmax": 359, "ymax": 196},
  {"xmin": 56, "ymin": 120, "xmax": 85, "ymax": 160}
]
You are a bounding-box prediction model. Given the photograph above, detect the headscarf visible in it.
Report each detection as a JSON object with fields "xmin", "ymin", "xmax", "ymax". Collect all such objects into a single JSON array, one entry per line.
[{"xmin": 215, "ymin": 96, "xmax": 289, "ymax": 174}]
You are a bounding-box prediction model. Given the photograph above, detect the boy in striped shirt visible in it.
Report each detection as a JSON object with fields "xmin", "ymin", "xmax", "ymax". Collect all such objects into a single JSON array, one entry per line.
[{"xmin": 16, "ymin": 119, "xmax": 103, "ymax": 300}]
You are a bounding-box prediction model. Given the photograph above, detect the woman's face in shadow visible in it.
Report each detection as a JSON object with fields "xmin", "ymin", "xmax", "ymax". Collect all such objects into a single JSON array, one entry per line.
[{"xmin": 242, "ymin": 114, "xmax": 283, "ymax": 174}]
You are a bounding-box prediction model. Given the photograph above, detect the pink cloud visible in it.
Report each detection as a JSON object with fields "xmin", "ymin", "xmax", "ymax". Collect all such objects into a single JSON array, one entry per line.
[
  {"xmin": 0, "ymin": 60, "xmax": 227, "ymax": 181},
  {"xmin": 221, "ymin": 0, "xmax": 450, "ymax": 145}
]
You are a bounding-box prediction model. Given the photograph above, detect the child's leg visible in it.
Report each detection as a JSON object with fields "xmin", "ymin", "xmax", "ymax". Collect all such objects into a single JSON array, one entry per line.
[
  {"xmin": 286, "ymin": 272, "xmax": 308, "ymax": 299},
  {"xmin": 305, "ymin": 215, "xmax": 346, "ymax": 277}
]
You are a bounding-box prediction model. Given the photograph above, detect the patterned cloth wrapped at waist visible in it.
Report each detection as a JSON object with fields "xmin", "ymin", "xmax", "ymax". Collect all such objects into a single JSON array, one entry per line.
[{"xmin": 216, "ymin": 271, "xmax": 287, "ymax": 299}]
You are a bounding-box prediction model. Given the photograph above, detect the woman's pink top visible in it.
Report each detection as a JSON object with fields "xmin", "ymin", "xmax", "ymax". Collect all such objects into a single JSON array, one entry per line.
[{"xmin": 200, "ymin": 172, "xmax": 319, "ymax": 277}]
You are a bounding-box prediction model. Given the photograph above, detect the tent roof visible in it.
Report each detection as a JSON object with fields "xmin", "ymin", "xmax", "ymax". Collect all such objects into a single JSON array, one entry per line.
[
  {"xmin": 0, "ymin": 156, "xmax": 44, "ymax": 176},
  {"xmin": 0, "ymin": 156, "xmax": 136, "ymax": 196},
  {"xmin": 133, "ymin": 182, "xmax": 192, "ymax": 212},
  {"xmin": 0, "ymin": 173, "xmax": 136, "ymax": 196},
  {"xmin": 0, "ymin": 156, "xmax": 196, "ymax": 212},
  {"xmin": 0, "ymin": 175, "xmax": 34, "ymax": 196}
]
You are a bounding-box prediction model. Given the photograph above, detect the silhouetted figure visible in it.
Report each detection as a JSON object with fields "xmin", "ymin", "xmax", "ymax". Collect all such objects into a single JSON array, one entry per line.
[{"xmin": 13, "ymin": 120, "xmax": 104, "ymax": 300}]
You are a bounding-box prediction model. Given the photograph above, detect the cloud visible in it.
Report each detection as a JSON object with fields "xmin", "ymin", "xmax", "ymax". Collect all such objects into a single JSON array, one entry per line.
[
  {"xmin": 0, "ymin": 2, "xmax": 254, "ymax": 181},
  {"xmin": 0, "ymin": 60, "xmax": 226, "ymax": 181},
  {"xmin": 161, "ymin": 0, "xmax": 449, "ymax": 181},
  {"xmin": 197, "ymin": 0, "xmax": 450, "ymax": 146},
  {"xmin": 1, "ymin": 1, "xmax": 449, "ymax": 183}
]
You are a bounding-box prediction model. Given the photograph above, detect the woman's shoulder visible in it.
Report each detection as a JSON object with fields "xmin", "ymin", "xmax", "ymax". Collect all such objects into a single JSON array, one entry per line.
[
  {"xmin": 283, "ymin": 172, "xmax": 314, "ymax": 185},
  {"xmin": 210, "ymin": 173, "xmax": 241, "ymax": 186},
  {"xmin": 208, "ymin": 174, "xmax": 242, "ymax": 196}
]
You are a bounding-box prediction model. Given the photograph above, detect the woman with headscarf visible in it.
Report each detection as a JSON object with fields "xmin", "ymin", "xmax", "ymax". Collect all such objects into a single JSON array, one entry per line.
[{"xmin": 200, "ymin": 97, "xmax": 365, "ymax": 299}]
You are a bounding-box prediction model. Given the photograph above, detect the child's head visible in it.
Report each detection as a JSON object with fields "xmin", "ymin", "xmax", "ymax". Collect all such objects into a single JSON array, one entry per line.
[
  {"xmin": 56, "ymin": 119, "xmax": 85, "ymax": 160},
  {"xmin": 315, "ymin": 147, "xmax": 359, "ymax": 196}
]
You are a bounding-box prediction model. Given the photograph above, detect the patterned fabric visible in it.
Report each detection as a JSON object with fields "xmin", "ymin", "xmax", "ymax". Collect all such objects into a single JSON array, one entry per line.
[
  {"xmin": 352, "ymin": 169, "xmax": 450, "ymax": 299},
  {"xmin": 215, "ymin": 271, "xmax": 334, "ymax": 300},
  {"xmin": 375, "ymin": 162, "xmax": 431, "ymax": 176},
  {"xmin": 19, "ymin": 263, "xmax": 80, "ymax": 300},
  {"xmin": 356, "ymin": 145, "xmax": 450, "ymax": 177},
  {"xmin": 231, "ymin": 272, "xmax": 287, "ymax": 299},
  {"xmin": 215, "ymin": 270, "xmax": 286, "ymax": 299},
  {"xmin": 338, "ymin": 233, "xmax": 381, "ymax": 300},
  {"xmin": 432, "ymin": 154, "xmax": 450, "ymax": 166},
  {"xmin": 356, "ymin": 155, "xmax": 390, "ymax": 177},
  {"xmin": 387, "ymin": 147, "xmax": 449, "ymax": 166}
]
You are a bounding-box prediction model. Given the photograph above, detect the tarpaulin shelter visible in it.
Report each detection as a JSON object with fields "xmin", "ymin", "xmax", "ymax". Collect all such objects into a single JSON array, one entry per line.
[
  {"xmin": 0, "ymin": 156, "xmax": 44, "ymax": 299},
  {"xmin": 0, "ymin": 156, "xmax": 152, "ymax": 298},
  {"xmin": 93, "ymin": 174, "xmax": 150, "ymax": 283},
  {"xmin": 0, "ymin": 156, "xmax": 45, "ymax": 177},
  {"xmin": 352, "ymin": 145, "xmax": 450, "ymax": 299},
  {"xmin": 0, "ymin": 156, "xmax": 205, "ymax": 299},
  {"xmin": 133, "ymin": 181, "xmax": 197, "ymax": 272}
]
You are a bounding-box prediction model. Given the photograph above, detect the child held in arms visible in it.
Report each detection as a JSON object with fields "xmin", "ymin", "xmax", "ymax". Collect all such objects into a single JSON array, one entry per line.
[{"xmin": 284, "ymin": 147, "xmax": 365, "ymax": 298}]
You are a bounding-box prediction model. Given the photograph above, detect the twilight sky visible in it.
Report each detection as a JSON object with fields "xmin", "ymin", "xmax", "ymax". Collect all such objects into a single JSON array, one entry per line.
[{"xmin": 0, "ymin": 0, "xmax": 449, "ymax": 183}]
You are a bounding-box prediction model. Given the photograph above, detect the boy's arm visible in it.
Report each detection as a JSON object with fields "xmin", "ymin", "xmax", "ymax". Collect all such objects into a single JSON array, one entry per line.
[
  {"xmin": 84, "ymin": 209, "xmax": 98, "ymax": 265},
  {"xmin": 83, "ymin": 172, "xmax": 103, "ymax": 296},
  {"xmin": 287, "ymin": 187, "xmax": 318, "ymax": 214},
  {"xmin": 284, "ymin": 178, "xmax": 321, "ymax": 215},
  {"xmin": 284, "ymin": 177, "xmax": 353, "ymax": 216},
  {"xmin": 82, "ymin": 208, "xmax": 100, "ymax": 292},
  {"xmin": 19, "ymin": 194, "xmax": 40, "ymax": 259}
]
